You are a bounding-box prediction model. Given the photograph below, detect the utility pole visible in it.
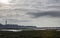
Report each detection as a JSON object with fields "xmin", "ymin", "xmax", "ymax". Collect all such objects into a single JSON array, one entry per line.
[{"xmin": 5, "ymin": 19, "xmax": 7, "ymax": 25}]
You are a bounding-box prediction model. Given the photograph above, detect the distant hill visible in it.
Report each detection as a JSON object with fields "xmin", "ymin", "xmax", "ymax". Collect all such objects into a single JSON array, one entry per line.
[{"xmin": 0, "ymin": 23, "xmax": 37, "ymax": 29}]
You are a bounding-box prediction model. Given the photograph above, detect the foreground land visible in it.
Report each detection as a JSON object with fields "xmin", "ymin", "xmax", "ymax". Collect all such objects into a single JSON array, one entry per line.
[{"xmin": 0, "ymin": 30, "xmax": 59, "ymax": 38}]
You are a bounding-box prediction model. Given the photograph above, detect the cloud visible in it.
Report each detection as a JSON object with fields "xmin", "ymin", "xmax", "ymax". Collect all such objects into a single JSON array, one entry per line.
[
  {"xmin": 0, "ymin": 0, "xmax": 60, "ymax": 27},
  {"xmin": 5, "ymin": 19, "xmax": 31, "ymax": 22},
  {"xmin": 27, "ymin": 11, "xmax": 60, "ymax": 18},
  {"xmin": 48, "ymin": 0, "xmax": 60, "ymax": 4}
]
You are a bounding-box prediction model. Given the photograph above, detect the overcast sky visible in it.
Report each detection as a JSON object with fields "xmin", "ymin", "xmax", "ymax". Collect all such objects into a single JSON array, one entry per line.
[{"xmin": 0, "ymin": 0, "xmax": 60, "ymax": 27}]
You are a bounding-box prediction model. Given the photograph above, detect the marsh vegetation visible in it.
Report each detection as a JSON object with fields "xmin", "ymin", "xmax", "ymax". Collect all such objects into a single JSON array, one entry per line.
[{"xmin": 0, "ymin": 30, "xmax": 59, "ymax": 38}]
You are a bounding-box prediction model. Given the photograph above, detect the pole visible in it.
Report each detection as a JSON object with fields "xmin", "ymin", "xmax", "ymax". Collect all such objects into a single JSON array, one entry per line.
[{"xmin": 5, "ymin": 19, "xmax": 7, "ymax": 25}]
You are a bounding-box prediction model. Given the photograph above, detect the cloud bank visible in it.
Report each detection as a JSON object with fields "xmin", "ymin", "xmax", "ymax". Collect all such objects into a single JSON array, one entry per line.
[{"xmin": 0, "ymin": 0, "xmax": 60, "ymax": 27}]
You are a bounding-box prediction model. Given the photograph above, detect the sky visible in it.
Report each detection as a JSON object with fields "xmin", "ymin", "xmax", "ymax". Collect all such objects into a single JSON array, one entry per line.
[
  {"xmin": 0, "ymin": 0, "xmax": 60, "ymax": 27},
  {"xmin": 0, "ymin": 0, "xmax": 11, "ymax": 4}
]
